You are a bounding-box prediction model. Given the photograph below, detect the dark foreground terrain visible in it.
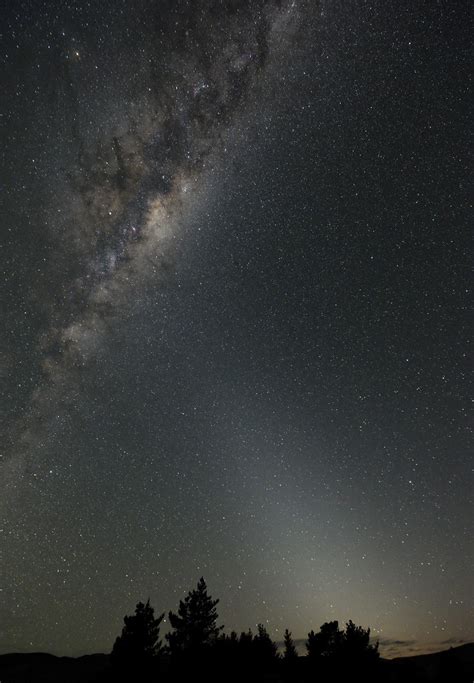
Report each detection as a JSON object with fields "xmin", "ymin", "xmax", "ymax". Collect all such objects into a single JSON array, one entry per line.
[
  {"xmin": 0, "ymin": 652, "xmax": 109, "ymax": 682},
  {"xmin": 0, "ymin": 644, "xmax": 473, "ymax": 682}
]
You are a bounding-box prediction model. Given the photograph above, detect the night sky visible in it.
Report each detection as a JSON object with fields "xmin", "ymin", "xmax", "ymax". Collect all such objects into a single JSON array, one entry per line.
[{"xmin": 1, "ymin": 0, "xmax": 472, "ymax": 659}]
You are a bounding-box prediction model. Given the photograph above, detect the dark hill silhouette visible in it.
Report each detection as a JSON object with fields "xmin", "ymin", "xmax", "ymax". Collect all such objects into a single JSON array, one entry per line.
[
  {"xmin": 0, "ymin": 652, "xmax": 110, "ymax": 682},
  {"xmin": 1, "ymin": 644, "xmax": 473, "ymax": 682},
  {"xmin": 382, "ymin": 643, "xmax": 474, "ymax": 682}
]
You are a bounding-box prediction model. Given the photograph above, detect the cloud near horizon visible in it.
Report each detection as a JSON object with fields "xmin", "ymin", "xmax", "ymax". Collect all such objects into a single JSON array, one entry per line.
[{"xmin": 283, "ymin": 636, "xmax": 471, "ymax": 660}]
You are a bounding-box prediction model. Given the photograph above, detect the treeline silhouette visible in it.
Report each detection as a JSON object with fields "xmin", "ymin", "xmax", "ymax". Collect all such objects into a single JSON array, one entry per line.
[{"xmin": 107, "ymin": 577, "xmax": 381, "ymax": 682}]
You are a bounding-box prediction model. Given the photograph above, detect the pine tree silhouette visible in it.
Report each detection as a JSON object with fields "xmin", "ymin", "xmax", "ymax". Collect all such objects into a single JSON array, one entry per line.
[
  {"xmin": 111, "ymin": 599, "xmax": 164, "ymax": 680},
  {"xmin": 342, "ymin": 620, "xmax": 380, "ymax": 663},
  {"xmin": 283, "ymin": 628, "xmax": 298, "ymax": 661},
  {"xmin": 305, "ymin": 619, "xmax": 381, "ymax": 681},
  {"xmin": 254, "ymin": 623, "xmax": 279, "ymax": 661},
  {"xmin": 282, "ymin": 628, "xmax": 299, "ymax": 682},
  {"xmin": 166, "ymin": 577, "xmax": 223, "ymax": 655},
  {"xmin": 306, "ymin": 620, "xmax": 343, "ymax": 658}
]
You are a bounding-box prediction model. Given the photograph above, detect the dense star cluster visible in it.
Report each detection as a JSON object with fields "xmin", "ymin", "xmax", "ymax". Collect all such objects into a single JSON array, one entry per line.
[{"xmin": 1, "ymin": 0, "xmax": 472, "ymax": 660}]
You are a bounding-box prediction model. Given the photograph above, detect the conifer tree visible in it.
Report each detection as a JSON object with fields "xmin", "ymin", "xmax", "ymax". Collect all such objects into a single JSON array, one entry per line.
[
  {"xmin": 342, "ymin": 620, "xmax": 379, "ymax": 662},
  {"xmin": 283, "ymin": 628, "xmax": 298, "ymax": 661},
  {"xmin": 254, "ymin": 623, "xmax": 279, "ymax": 661},
  {"xmin": 306, "ymin": 620, "xmax": 343, "ymax": 658},
  {"xmin": 111, "ymin": 599, "xmax": 164, "ymax": 675},
  {"xmin": 166, "ymin": 577, "xmax": 223, "ymax": 654}
]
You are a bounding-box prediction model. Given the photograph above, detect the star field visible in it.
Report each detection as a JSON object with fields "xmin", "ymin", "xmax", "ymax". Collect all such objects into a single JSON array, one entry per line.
[{"xmin": 1, "ymin": 0, "xmax": 472, "ymax": 659}]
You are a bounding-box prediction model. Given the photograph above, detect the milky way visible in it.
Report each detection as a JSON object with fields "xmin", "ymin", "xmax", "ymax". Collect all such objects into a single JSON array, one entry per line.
[
  {"xmin": 1, "ymin": 0, "xmax": 472, "ymax": 660},
  {"xmin": 3, "ymin": 0, "xmax": 300, "ymax": 489}
]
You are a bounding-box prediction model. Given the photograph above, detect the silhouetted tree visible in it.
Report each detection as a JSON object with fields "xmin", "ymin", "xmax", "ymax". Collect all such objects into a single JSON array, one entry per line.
[
  {"xmin": 240, "ymin": 629, "xmax": 254, "ymax": 646},
  {"xmin": 306, "ymin": 620, "xmax": 344, "ymax": 658},
  {"xmin": 215, "ymin": 630, "xmax": 239, "ymax": 658},
  {"xmin": 342, "ymin": 619, "xmax": 379, "ymax": 662},
  {"xmin": 106, "ymin": 582, "xmax": 384, "ymax": 682},
  {"xmin": 306, "ymin": 619, "xmax": 380, "ymax": 681},
  {"xmin": 282, "ymin": 629, "xmax": 299, "ymax": 682},
  {"xmin": 166, "ymin": 577, "xmax": 223, "ymax": 655},
  {"xmin": 306, "ymin": 630, "xmax": 317, "ymax": 656},
  {"xmin": 242, "ymin": 623, "xmax": 279, "ymax": 679},
  {"xmin": 254, "ymin": 623, "xmax": 279, "ymax": 661},
  {"xmin": 213, "ymin": 631, "xmax": 242, "ymax": 682},
  {"xmin": 111, "ymin": 599, "xmax": 164, "ymax": 680},
  {"xmin": 283, "ymin": 628, "xmax": 298, "ymax": 661}
]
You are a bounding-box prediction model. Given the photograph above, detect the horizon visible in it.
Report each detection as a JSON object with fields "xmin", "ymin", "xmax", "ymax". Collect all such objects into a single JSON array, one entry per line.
[
  {"xmin": 1, "ymin": 581, "xmax": 472, "ymax": 660},
  {"xmin": 2, "ymin": 638, "xmax": 473, "ymax": 661}
]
